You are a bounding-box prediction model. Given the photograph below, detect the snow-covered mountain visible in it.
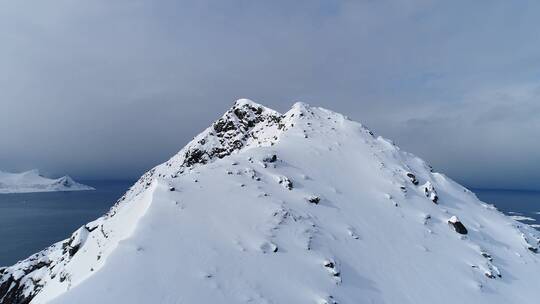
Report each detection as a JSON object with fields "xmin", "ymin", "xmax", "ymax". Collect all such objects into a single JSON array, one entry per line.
[
  {"xmin": 1, "ymin": 99, "xmax": 539, "ymax": 304},
  {"xmin": 0, "ymin": 170, "xmax": 94, "ymax": 194}
]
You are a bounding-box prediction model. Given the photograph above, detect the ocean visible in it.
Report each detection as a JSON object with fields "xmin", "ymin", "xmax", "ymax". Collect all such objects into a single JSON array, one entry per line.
[
  {"xmin": 0, "ymin": 183, "xmax": 539, "ymax": 266},
  {"xmin": 0, "ymin": 181, "xmax": 134, "ymax": 266},
  {"xmin": 473, "ymin": 189, "xmax": 540, "ymax": 229}
]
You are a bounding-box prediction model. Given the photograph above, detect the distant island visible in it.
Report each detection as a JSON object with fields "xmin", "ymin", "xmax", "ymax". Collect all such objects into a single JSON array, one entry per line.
[{"xmin": 0, "ymin": 170, "xmax": 94, "ymax": 194}]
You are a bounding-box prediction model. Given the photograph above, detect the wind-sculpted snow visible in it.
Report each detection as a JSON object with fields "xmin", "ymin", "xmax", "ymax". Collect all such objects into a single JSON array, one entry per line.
[
  {"xmin": 1, "ymin": 99, "xmax": 539, "ymax": 304},
  {"xmin": 0, "ymin": 170, "xmax": 94, "ymax": 194}
]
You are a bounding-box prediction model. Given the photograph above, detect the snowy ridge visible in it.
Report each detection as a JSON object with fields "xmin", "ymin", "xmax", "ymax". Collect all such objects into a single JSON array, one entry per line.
[
  {"xmin": 0, "ymin": 170, "xmax": 94, "ymax": 194},
  {"xmin": 1, "ymin": 99, "xmax": 539, "ymax": 304}
]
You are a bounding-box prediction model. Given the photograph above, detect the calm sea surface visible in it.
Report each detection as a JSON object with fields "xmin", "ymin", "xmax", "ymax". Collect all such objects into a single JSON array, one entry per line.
[
  {"xmin": 0, "ymin": 183, "xmax": 539, "ymax": 266},
  {"xmin": 0, "ymin": 181, "xmax": 134, "ymax": 266},
  {"xmin": 473, "ymin": 188, "xmax": 540, "ymax": 228}
]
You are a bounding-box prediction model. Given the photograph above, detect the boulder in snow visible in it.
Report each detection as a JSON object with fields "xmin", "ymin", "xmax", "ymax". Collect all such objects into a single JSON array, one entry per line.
[
  {"xmin": 276, "ymin": 175, "xmax": 293, "ymax": 190},
  {"xmin": 406, "ymin": 172, "xmax": 419, "ymax": 185},
  {"xmin": 307, "ymin": 195, "xmax": 321, "ymax": 205},
  {"xmin": 448, "ymin": 216, "xmax": 468, "ymax": 235},
  {"xmin": 422, "ymin": 181, "xmax": 438, "ymax": 204}
]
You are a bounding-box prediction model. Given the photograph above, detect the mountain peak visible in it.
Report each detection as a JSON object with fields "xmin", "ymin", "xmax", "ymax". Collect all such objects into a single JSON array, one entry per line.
[
  {"xmin": 1, "ymin": 100, "xmax": 539, "ymax": 304},
  {"xmin": 291, "ymin": 101, "xmax": 312, "ymax": 111},
  {"xmin": 233, "ymin": 98, "xmax": 266, "ymax": 108}
]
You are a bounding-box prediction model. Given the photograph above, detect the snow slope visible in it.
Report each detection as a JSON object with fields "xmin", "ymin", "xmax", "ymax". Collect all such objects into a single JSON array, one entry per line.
[
  {"xmin": 1, "ymin": 99, "xmax": 539, "ymax": 304},
  {"xmin": 0, "ymin": 170, "xmax": 94, "ymax": 194}
]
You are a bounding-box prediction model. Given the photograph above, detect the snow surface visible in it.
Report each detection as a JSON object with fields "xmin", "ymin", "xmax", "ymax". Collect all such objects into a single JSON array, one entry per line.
[
  {"xmin": 1, "ymin": 100, "xmax": 539, "ymax": 304},
  {"xmin": 0, "ymin": 170, "xmax": 94, "ymax": 194},
  {"xmin": 510, "ymin": 215, "xmax": 536, "ymax": 222}
]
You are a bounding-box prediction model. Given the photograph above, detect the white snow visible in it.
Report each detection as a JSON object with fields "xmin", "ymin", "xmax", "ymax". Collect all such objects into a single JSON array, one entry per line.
[
  {"xmin": 510, "ymin": 215, "xmax": 536, "ymax": 222},
  {"xmin": 1, "ymin": 100, "xmax": 540, "ymax": 304},
  {"xmin": 448, "ymin": 215, "xmax": 460, "ymax": 223},
  {"xmin": 0, "ymin": 170, "xmax": 94, "ymax": 194}
]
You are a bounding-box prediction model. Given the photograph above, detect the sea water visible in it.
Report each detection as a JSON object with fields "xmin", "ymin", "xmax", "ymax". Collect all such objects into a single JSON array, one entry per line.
[
  {"xmin": 0, "ymin": 181, "xmax": 133, "ymax": 266},
  {"xmin": 473, "ymin": 189, "xmax": 540, "ymax": 229}
]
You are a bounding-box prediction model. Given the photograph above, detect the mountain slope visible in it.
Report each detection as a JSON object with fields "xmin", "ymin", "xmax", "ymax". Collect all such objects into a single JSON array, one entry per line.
[
  {"xmin": 0, "ymin": 170, "xmax": 94, "ymax": 194},
  {"xmin": 1, "ymin": 100, "xmax": 539, "ymax": 304}
]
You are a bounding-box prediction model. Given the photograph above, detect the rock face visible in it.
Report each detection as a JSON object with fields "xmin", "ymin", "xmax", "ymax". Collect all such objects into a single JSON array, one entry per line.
[
  {"xmin": 447, "ymin": 216, "xmax": 468, "ymax": 235},
  {"xmin": 423, "ymin": 181, "xmax": 439, "ymax": 204},
  {"xmin": 1, "ymin": 99, "xmax": 539, "ymax": 304}
]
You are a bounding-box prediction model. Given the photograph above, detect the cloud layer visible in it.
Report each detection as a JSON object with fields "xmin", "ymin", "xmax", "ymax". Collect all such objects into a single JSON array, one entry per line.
[{"xmin": 1, "ymin": 0, "xmax": 539, "ymax": 189}]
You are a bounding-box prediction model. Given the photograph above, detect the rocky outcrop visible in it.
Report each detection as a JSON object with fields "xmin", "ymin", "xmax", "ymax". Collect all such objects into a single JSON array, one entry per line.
[
  {"xmin": 0, "ymin": 245, "xmax": 57, "ymax": 304},
  {"xmin": 406, "ymin": 172, "xmax": 419, "ymax": 185},
  {"xmin": 307, "ymin": 195, "xmax": 321, "ymax": 205},
  {"xmin": 0, "ymin": 100, "xmax": 286, "ymax": 304},
  {"xmin": 182, "ymin": 100, "xmax": 283, "ymax": 168},
  {"xmin": 448, "ymin": 216, "xmax": 468, "ymax": 235},
  {"xmin": 422, "ymin": 182, "xmax": 438, "ymax": 204}
]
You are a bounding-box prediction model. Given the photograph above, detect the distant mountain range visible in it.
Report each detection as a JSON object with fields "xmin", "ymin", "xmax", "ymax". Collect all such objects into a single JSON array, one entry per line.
[{"xmin": 0, "ymin": 170, "xmax": 94, "ymax": 194}]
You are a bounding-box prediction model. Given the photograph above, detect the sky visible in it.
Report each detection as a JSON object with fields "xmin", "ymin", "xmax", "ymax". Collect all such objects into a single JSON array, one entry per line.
[{"xmin": 1, "ymin": 0, "xmax": 539, "ymax": 190}]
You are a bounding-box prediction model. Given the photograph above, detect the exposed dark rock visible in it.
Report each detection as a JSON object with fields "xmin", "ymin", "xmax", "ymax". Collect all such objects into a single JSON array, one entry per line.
[
  {"xmin": 0, "ymin": 273, "xmax": 33, "ymax": 304},
  {"xmin": 448, "ymin": 216, "xmax": 468, "ymax": 235},
  {"xmin": 85, "ymin": 223, "xmax": 99, "ymax": 233},
  {"xmin": 184, "ymin": 149, "xmax": 206, "ymax": 167},
  {"xmin": 423, "ymin": 214, "xmax": 431, "ymax": 225},
  {"xmin": 213, "ymin": 119, "xmax": 237, "ymax": 134},
  {"xmin": 323, "ymin": 259, "xmax": 341, "ymax": 281},
  {"xmin": 68, "ymin": 243, "xmax": 81, "ymax": 257},
  {"xmin": 260, "ymin": 242, "xmax": 278, "ymax": 253},
  {"xmin": 180, "ymin": 102, "xmax": 282, "ymax": 169},
  {"xmin": 422, "ymin": 182, "xmax": 438, "ymax": 204},
  {"xmin": 520, "ymin": 233, "xmax": 538, "ymax": 253},
  {"xmin": 307, "ymin": 195, "xmax": 320, "ymax": 205},
  {"xmin": 0, "ymin": 257, "xmax": 52, "ymax": 304},
  {"xmin": 263, "ymin": 154, "xmax": 278, "ymax": 163},
  {"xmin": 325, "ymin": 296, "xmax": 339, "ymax": 304},
  {"xmin": 406, "ymin": 173, "xmax": 419, "ymax": 185},
  {"xmin": 484, "ymin": 271, "xmax": 496, "ymax": 279},
  {"xmin": 233, "ymin": 108, "xmax": 246, "ymax": 119},
  {"xmin": 480, "ymin": 251, "xmax": 493, "ymax": 261},
  {"xmin": 278, "ymin": 176, "xmax": 293, "ymax": 190},
  {"xmin": 59, "ymin": 272, "xmax": 69, "ymax": 283},
  {"xmin": 231, "ymin": 140, "xmax": 244, "ymax": 150}
]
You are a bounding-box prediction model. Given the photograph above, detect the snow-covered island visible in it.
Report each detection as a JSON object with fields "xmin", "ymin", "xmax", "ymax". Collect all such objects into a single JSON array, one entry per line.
[
  {"xmin": 0, "ymin": 170, "xmax": 94, "ymax": 194},
  {"xmin": 0, "ymin": 100, "xmax": 539, "ymax": 304}
]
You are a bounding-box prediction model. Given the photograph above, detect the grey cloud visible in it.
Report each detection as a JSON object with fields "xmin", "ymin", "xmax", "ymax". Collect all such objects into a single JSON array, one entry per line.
[{"xmin": 1, "ymin": 0, "xmax": 539, "ymax": 190}]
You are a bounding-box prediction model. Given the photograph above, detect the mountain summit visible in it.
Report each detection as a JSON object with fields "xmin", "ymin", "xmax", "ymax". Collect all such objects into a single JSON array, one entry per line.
[{"xmin": 1, "ymin": 100, "xmax": 539, "ymax": 304}]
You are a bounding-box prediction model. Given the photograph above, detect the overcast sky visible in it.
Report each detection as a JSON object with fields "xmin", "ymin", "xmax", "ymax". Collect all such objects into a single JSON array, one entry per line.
[{"xmin": 1, "ymin": 0, "xmax": 539, "ymax": 190}]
